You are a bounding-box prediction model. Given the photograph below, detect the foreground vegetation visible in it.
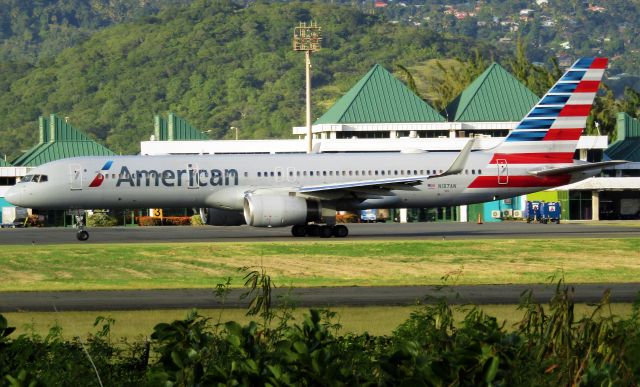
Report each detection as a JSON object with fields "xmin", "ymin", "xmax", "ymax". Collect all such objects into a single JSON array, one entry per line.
[
  {"xmin": 1, "ymin": 279, "xmax": 639, "ymax": 385},
  {"xmin": 0, "ymin": 238, "xmax": 638, "ymax": 291}
]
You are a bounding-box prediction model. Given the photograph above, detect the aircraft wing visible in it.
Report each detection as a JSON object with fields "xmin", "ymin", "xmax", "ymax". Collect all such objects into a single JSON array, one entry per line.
[
  {"xmin": 298, "ymin": 175, "xmax": 429, "ymax": 193},
  {"xmin": 295, "ymin": 138, "xmax": 476, "ymax": 198},
  {"xmin": 528, "ymin": 160, "xmax": 628, "ymax": 177}
]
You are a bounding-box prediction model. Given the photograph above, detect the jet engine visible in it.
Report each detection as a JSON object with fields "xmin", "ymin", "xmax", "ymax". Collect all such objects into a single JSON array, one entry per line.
[
  {"xmin": 243, "ymin": 195, "xmax": 321, "ymax": 227},
  {"xmin": 207, "ymin": 208, "xmax": 246, "ymax": 226}
]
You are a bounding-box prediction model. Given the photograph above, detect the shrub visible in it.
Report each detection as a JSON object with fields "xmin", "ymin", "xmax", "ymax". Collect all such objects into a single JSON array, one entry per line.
[
  {"xmin": 336, "ymin": 213, "xmax": 358, "ymax": 223},
  {"xmin": 86, "ymin": 213, "xmax": 118, "ymax": 227},
  {"xmin": 191, "ymin": 214, "xmax": 205, "ymax": 226},
  {"xmin": 163, "ymin": 216, "xmax": 191, "ymax": 226},
  {"xmin": 138, "ymin": 216, "xmax": 160, "ymax": 226}
]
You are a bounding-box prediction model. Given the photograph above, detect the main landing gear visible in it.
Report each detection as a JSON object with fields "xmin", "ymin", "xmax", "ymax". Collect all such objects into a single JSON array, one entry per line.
[{"xmin": 291, "ymin": 224, "xmax": 349, "ymax": 238}]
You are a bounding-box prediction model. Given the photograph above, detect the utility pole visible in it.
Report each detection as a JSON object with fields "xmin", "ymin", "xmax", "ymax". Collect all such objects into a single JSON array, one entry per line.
[{"xmin": 293, "ymin": 21, "xmax": 322, "ymax": 153}]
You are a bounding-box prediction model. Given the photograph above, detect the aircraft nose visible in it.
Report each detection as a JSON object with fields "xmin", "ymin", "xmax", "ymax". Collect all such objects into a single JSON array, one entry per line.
[{"xmin": 4, "ymin": 185, "xmax": 23, "ymax": 207}]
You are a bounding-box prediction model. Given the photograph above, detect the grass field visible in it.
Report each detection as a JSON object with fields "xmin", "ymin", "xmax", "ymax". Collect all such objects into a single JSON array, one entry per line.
[
  {"xmin": 4, "ymin": 303, "xmax": 633, "ymax": 340},
  {"xmin": 0, "ymin": 238, "xmax": 638, "ymax": 291}
]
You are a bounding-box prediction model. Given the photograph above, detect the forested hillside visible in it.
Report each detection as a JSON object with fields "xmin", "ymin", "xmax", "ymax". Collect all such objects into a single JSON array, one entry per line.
[
  {"xmin": 1, "ymin": 0, "xmax": 638, "ymax": 159},
  {"xmin": 0, "ymin": 0, "xmax": 494, "ymax": 158},
  {"xmin": 0, "ymin": 0, "xmax": 193, "ymax": 63}
]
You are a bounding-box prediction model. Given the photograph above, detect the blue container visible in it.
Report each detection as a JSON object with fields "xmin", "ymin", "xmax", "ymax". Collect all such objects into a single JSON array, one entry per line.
[
  {"xmin": 543, "ymin": 202, "xmax": 562, "ymax": 223},
  {"xmin": 525, "ymin": 201, "xmax": 542, "ymax": 223}
]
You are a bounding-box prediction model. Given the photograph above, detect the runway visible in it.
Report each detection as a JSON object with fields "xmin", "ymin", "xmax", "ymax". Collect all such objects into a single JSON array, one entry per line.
[
  {"xmin": 1, "ymin": 283, "xmax": 639, "ymax": 312},
  {"xmin": 0, "ymin": 221, "xmax": 638, "ymax": 245}
]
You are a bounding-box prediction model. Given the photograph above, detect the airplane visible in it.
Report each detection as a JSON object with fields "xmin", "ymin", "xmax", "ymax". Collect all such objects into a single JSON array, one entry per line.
[{"xmin": 5, "ymin": 57, "xmax": 627, "ymax": 241}]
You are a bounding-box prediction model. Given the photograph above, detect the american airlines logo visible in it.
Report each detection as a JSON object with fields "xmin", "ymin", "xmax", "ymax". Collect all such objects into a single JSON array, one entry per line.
[
  {"xmin": 89, "ymin": 160, "xmax": 113, "ymax": 188},
  {"xmin": 115, "ymin": 164, "xmax": 239, "ymax": 187}
]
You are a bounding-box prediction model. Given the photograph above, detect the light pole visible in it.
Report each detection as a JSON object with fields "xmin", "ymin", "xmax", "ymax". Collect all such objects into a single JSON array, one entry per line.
[
  {"xmin": 231, "ymin": 126, "xmax": 238, "ymax": 140},
  {"xmin": 293, "ymin": 21, "xmax": 322, "ymax": 153}
]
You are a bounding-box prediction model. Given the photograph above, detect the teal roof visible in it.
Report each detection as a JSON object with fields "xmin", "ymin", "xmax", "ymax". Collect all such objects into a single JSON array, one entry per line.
[
  {"xmin": 315, "ymin": 64, "xmax": 445, "ymax": 124},
  {"xmin": 12, "ymin": 114, "xmax": 115, "ymax": 167},
  {"xmin": 605, "ymin": 113, "xmax": 640, "ymax": 162},
  {"xmin": 0, "ymin": 159, "xmax": 11, "ymax": 167},
  {"xmin": 154, "ymin": 113, "xmax": 209, "ymax": 141},
  {"xmin": 444, "ymin": 63, "xmax": 540, "ymax": 122}
]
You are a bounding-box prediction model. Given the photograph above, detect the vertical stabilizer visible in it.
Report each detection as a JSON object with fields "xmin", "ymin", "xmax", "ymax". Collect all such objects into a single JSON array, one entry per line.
[{"xmin": 493, "ymin": 57, "xmax": 608, "ymax": 164}]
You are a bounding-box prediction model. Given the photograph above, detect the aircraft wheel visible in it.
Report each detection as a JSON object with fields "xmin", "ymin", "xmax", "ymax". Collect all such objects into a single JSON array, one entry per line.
[
  {"xmin": 306, "ymin": 224, "xmax": 320, "ymax": 237},
  {"xmin": 76, "ymin": 230, "xmax": 89, "ymax": 241},
  {"xmin": 332, "ymin": 225, "xmax": 349, "ymax": 238},
  {"xmin": 319, "ymin": 226, "xmax": 333, "ymax": 238},
  {"xmin": 291, "ymin": 225, "xmax": 307, "ymax": 237}
]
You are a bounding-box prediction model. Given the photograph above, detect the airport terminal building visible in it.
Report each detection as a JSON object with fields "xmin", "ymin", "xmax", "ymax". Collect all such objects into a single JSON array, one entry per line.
[{"xmin": 2, "ymin": 63, "xmax": 638, "ymax": 225}]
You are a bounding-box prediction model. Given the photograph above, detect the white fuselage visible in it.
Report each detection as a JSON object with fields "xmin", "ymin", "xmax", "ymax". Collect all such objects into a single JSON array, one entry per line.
[{"xmin": 5, "ymin": 150, "xmax": 577, "ymax": 212}]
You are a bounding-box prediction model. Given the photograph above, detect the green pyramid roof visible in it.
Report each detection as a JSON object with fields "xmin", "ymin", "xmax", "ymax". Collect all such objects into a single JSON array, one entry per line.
[
  {"xmin": 605, "ymin": 113, "xmax": 640, "ymax": 162},
  {"xmin": 12, "ymin": 114, "xmax": 115, "ymax": 167},
  {"xmin": 154, "ymin": 113, "xmax": 209, "ymax": 141},
  {"xmin": 315, "ymin": 64, "xmax": 445, "ymax": 124},
  {"xmin": 444, "ymin": 63, "xmax": 540, "ymax": 122}
]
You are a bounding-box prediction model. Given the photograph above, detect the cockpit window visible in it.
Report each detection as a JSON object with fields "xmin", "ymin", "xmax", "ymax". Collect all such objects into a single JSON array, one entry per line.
[
  {"xmin": 36, "ymin": 175, "xmax": 48, "ymax": 182},
  {"xmin": 21, "ymin": 175, "xmax": 33, "ymax": 183}
]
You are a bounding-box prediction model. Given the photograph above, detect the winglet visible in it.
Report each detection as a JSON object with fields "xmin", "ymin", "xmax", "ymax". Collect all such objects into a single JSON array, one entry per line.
[{"xmin": 430, "ymin": 138, "xmax": 475, "ymax": 178}]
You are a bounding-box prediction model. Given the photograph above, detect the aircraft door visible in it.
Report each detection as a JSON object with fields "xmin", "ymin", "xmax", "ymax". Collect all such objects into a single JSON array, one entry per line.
[
  {"xmin": 497, "ymin": 159, "xmax": 508, "ymax": 185},
  {"xmin": 286, "ymin": 167, "xmax": 296, "ymax": 183},
  {"xmin": 275, "ymin": 167, "xmax": 285, "ymax": 183},
  {"xmin": 69, "ymin": 164, "xmax": 83, "ymax": 190}
]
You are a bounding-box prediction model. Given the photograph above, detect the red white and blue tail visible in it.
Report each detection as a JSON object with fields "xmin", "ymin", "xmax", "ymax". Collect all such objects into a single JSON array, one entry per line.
[{"xmin": 493, "ymin": 57, "xmax": 607, "ymax": 164}]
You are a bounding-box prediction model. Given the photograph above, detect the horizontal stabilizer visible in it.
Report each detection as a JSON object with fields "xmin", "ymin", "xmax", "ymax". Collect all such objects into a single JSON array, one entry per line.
[{"xmin": 528, "ymin": 160, "xmax": 628, "ymax": 176}]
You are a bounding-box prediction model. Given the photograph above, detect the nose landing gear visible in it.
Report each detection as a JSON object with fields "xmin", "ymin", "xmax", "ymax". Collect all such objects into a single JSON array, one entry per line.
[
  {"xmin": 291, "ymin": 224, "xmax": 349, "ymax": 238},
  {"xmin": 74, "ymin": 213, "xmax": 90, "ymax": 241}
]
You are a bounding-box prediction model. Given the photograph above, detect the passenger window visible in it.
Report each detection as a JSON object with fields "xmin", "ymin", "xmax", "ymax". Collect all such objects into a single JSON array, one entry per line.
[
  {"xmin": 270, "ymin": 172, "xmax": 274, "ymax": 177},
  {"xmin": 244, "ymin": 172, "xmax": 248, "ymax": 177},
  {"xmin": 303, "ymin": 171, "xmax": 307, "ymax": 176},
  {"xmin": 277, "ymin": 171, "xmax": 282, "ymax": 177},
  {"xmin": 464, "ymin": 169, "xmax": 468, "ymax": 174},
  {"xmin": 368, "ymin": 171, "xmax": 372, "ymax": 176},
  {"xmin": 258, "ymin": 172, "xmax": 261, "ymax": 177},
  {"xmin": 355, "ymin": 171, "xmax": 359, "ymax": 176},
  {"xmin": 414, "ymin": 170, "xmax": 418, "ymax": 174},
  {"xmin": 289, "ymin": 171, "xmax": 293, "ymax": 177},
  {"xmin": 323, "ymin": 171, "xmax": 327, "ymax": 176},
  {"xmin": 471, "ymin": 170, "xmax": 475, "ymax": 175},
  {"xmin": 381, "ymin": 171, "xmax": 385, "ymax": 175},
  {"xmin": 478, "ymin": 170, "xmax": 482, "ymax": 175},
  {"xmin": 297, "ymin": 171, "xmax": 300, "ymax": 176},
  {"xmin": 342, "ymin": 171, "xmax": 346, "ymax": 176},
  {"xmin": 329, "ymin": 171, "xmax": 333, "ymax": 176},
  {"xmin": 310, "ymin": 171, "xmax": 314, "ymax": 176},
  {"xmin": 349, "ymin": 171, "xmax": 353, "ymax": 176}
]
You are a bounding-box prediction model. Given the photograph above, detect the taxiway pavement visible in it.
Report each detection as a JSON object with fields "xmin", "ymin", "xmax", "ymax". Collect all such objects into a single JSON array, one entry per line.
[
  {"xmin": 1, "ymin": 283, "xmax": 639, "ymax": 312},
  {"xmin": 0, "ymin": 221, "xmax": 638, "ymax": 245}
]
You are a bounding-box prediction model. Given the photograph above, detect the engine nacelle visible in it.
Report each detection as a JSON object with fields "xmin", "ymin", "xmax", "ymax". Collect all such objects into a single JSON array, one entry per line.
[
  {"xmin": 207, "ymin": 208, "xmax": 246, "ymax": 226},
  {"xmin": 243, "ymin": 195, "xmax": 321, "ymax": 227}
]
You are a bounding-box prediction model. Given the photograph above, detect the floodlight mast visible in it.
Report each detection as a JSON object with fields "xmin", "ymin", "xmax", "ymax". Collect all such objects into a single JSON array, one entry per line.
[{"xmin": 293, "ymin": 21, "xmax": 322, "ymax": 153}]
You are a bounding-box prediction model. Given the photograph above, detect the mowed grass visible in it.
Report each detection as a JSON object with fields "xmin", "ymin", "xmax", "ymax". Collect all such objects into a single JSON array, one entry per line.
[
  {"xmin": 4, "ymin": 304, "xmax": 633, "ymax": 340},
  {"xmin": 0, "ymin": 238, "xmax": 638, "ymax": 291}
]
